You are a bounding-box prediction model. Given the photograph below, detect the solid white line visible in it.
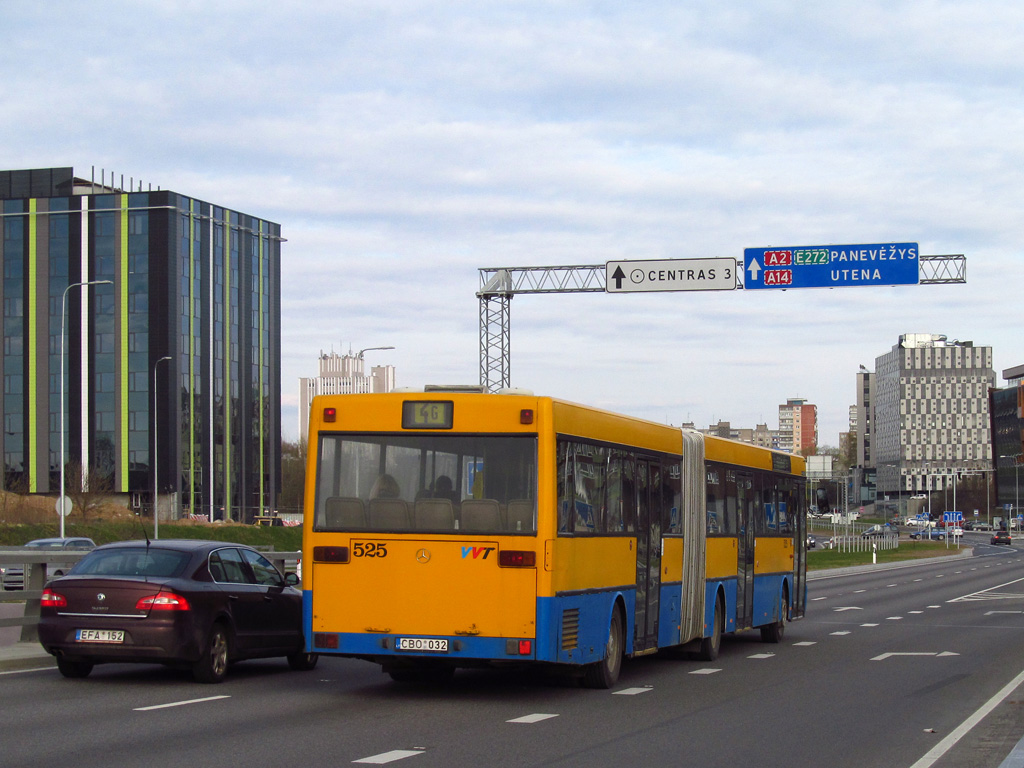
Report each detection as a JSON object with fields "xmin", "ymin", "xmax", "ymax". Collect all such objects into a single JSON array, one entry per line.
[
  {"xmin": 908, "ymin": 667, "xmax": 1024, "ymax": 768},
  {"xmin": 0, "ymin": 666, "xmax": 54, "ymax": 676},
  {"xmin": 353, "ymin": 749, "xmax": 425, "ymax": 764},
  {"xmin": 134, "ymin": 695, "xmax": 230, "ymax": 711}
]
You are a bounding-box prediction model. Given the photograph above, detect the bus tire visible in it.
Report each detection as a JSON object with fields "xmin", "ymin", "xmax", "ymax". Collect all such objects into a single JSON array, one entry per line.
[
  {"xmin": 760, "ymin": 589, "xmax": 788, "ymax": 644},
  {"xmin": 697, "ymin": 595, "xmax": 723, "ymax": 662},
  {"xmin": 583, "ymin": 605, "xmax": 623, "ymax": 689}
]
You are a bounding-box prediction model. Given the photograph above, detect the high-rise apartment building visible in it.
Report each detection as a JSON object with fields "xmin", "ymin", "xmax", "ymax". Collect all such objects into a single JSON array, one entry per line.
[
  {"xmin": 874, "ymin": 333, "xmax": 994, "ymax": 496},
  {"xmin": 0, "ymin": 167, "xmax": 281, "ymax": 521},
  {"xmin": 778, "ymin": 397, "xmax": 817, "ymax": 454},
  {"xmin": 991, "ymin": 364, "xmax": 1024, "ymax": 515},
  {"xmin": 299, "ymin": 348, "xmax": 395, "ymax": 441}
]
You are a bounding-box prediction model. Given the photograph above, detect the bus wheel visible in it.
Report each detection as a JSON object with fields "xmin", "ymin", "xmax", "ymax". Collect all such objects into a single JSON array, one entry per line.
[
  {"xmin": 760, "ymin": 591, "xmax": 788, "ymax": 644},
  {"xmin": 583, "ymin": 606, "xmax": 623, "ymax": 689},
  {"xmin": 697, "ymin": 596, "xmax": 723, "ymax": 661}
]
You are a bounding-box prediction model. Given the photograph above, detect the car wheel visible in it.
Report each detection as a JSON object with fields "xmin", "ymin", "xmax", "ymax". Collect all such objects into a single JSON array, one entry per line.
[
  {"xmin": 56, "ymin": 657, "xmax": 94, "ymax": 679},
  {"xmin": 193, "ymin": 623, "xmax": 229, "ymax": 684},
  {"xmin": 287, "ymin": 651, "xmax": 319, "ymax": 671}
]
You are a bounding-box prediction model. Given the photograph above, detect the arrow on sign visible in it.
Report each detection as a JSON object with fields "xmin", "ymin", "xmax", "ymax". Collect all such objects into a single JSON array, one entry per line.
[
  {"xmin": 871, "ymin": 652, "xmax": 960, "ymax": 661},
  {"xmin": 747, "ymin": 258, "xmax": 761, "ymax": 282},
  {"xmin": 610, "ymin": 266, "xmax": 626, "ymax": 290}
]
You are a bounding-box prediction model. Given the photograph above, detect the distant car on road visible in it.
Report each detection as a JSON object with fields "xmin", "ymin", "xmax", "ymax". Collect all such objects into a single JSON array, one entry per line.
[
  {"xmin": 0, "ymin": 537, "xmax": 96, "ymax": 590},
  {"xmin": 38, "ymin": 539, "xmax": 317, "ymax": 682},
  {"xmin": 807, "ymin": 535, "xmax": 817, "ymax": 549},
  {"xmin": 991, "ymin": 530, "xmax": 1012, "ymax": 545},
  {"xmin": 909, "ymin": 528, "xmax": 945, "ymax": 541}
]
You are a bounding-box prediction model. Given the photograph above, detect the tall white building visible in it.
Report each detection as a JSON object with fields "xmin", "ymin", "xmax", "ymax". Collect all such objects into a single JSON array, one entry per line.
[
  {"xmin": 298, "ymin": 349, "xmax": 396, "ymax": 441},
  {"xmin": 874, "ymin": 333, "xmax": 994, "ymax": 496}
]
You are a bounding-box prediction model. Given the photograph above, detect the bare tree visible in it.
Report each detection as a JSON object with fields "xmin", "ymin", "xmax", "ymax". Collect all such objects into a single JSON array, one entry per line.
[{"xmin": 65, "ymin": 462, "xmax": 114, "ymax": 522}]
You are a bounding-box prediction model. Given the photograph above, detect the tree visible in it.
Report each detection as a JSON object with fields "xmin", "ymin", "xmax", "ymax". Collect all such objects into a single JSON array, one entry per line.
[
  {"xmin": 65, "ymin": 461, "xmax": 114, "ymax": 522},
  {"xmin": 279, "ymin": 439, "xmax": 307, "ymax": 515}
]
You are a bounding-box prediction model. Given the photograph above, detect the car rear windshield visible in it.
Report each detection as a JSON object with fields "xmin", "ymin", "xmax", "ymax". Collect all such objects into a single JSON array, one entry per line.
[{"xmin": 70, "ymin": 547, "xmax": 191, "ymax": 578}]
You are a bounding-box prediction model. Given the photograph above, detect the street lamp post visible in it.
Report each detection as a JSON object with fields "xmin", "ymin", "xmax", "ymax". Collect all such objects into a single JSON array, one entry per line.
[
  {"xmin": 60, "ymin": 280, "xmax": 112, "ymax": 539},
  {"xmin": 152, "ymin": 356, "xmax": 172, "ymax": 539},
  {"xmin": 1000, "ymin": 454, "xmax": 1021, "ymax": 529}
]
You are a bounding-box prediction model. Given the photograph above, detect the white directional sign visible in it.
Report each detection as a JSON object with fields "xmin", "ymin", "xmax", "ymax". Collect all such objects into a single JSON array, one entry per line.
[{"xmin": 606, "ymin": 258, "xmax": 737, "ymax": 293}]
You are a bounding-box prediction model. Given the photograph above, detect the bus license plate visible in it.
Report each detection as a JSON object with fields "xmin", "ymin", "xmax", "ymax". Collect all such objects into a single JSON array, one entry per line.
[
  {"xmin": 75, "ymin": 629, "xmax": 124, "ymax": 644},
  {"xmin": 396, "ymin": 637, "xmax": 448, "ymax": 653}
]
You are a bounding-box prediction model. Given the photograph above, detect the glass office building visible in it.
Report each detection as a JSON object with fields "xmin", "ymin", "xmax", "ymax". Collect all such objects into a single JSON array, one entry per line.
[{"xmin": 0, "ymin": 167, "xmax": 281, "ymax": 522}]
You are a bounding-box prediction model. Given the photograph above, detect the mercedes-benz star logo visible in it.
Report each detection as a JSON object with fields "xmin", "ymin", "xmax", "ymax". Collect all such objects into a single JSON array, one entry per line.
[{"xmin": 415, "ymin": 548, "xmax": 431, "ymax": 564}]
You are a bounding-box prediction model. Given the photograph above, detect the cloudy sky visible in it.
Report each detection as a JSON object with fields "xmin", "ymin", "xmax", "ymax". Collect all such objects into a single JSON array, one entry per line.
[{"xmin": 3, "ymin": 1, "xmax": 1022, "ymax": 445}]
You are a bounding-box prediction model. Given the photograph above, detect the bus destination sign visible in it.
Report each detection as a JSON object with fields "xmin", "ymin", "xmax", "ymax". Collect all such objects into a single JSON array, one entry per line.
[{"xmin": 743, "ymin": 242, "xmax": 920, "ymax": 290}]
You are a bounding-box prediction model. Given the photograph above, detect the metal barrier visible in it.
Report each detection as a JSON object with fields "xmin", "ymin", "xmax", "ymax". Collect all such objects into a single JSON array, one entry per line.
[
  {"xmin": 0, "ymin": 550, "xmax": 301, "ymax": 643},
  {"xmin": 808, "ymin": 521, "xmax": 901, "ymax": 554}
]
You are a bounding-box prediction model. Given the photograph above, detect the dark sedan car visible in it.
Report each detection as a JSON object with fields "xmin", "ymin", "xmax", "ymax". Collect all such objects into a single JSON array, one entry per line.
[
  {"xmin": 38, "ymin": 540, "xmax": 317, "ymax": 683},
  {"xmin": 991, "ymin": 530, "xmax": 1013, "ymax": 545}
]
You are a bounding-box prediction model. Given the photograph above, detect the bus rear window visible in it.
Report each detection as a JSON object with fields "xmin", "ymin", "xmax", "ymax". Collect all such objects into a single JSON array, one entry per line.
[{"xmin": 314, "ymin": 433, "xmax": 538, "ymax": 535}]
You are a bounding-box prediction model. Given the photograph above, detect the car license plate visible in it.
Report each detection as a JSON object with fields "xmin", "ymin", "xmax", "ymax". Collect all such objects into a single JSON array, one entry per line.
[
  {"xmin": 396, "ymin": 637, "xmax": 448, "ymax": 653},
  {"xmin": 75, "ymin": 629, "xmax": 124, "ymax": 644}
]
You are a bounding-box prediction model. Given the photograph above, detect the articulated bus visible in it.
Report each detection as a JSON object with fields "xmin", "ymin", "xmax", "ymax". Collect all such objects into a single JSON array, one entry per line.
[{"xmin": 303, "ymin": 387, "xmax": 806, "ymax": 687}]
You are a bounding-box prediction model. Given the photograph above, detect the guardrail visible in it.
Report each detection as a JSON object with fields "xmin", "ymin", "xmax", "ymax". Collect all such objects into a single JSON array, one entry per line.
[{"xmin": 0, "ymin": 550, "xmax": 301, "ymax": 643}]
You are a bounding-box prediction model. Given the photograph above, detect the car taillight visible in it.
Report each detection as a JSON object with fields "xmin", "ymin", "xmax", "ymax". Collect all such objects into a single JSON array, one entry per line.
[
  {"xmin": 136, "ymin": 591, "xmax": 192, "ymax": 611},
  {"xmin": 41, "ymin": 588, "xmax": 67, "ymax": 608}
]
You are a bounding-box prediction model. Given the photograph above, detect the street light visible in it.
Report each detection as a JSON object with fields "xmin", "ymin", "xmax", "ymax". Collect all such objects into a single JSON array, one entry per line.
[
  {"xmin": 60, "ymin": 280, "xmax": 113, "ymax": 539},
  {"xmin": 357, "ymin": 346, "xmax": 395, "ymax": 359},
  {"xmin": 999, "ymin": 454, "xmax": 1021, "ymax": 529},
  {"xmin": 152, "ymin": 356, "xmax": 172, "ymax": 539}
]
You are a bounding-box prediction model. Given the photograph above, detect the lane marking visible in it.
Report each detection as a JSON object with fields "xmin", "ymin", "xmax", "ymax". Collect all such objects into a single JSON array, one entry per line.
[
  {"xmin": 831, "ymin": 631, "xmax": 852, "ymax": 636},
  {"xmin": 950, "ymin": 576, "xmax": 1024, "ymax": 603},
  {"xmin": 861, "ymin": 623, "xmax": 879, "ymax": 627},
  {"xmin": 793, "ymin": 641, "xmax": 817, "ymax": 646},
  {"xmin": 833, "ymin": 607, "xmax": 862, "ymax": 612},
  {"xmin": 134, "ymin": 695, "xmax": 230, "ymax": 711},
  {"xmin": 887, "ymin": 616, "xmax": 904, "ymax": 620},
  {"xmin": 871, "ymin": 652, "xmax": 960, "ymax": 662},
  {"xmin": 613, "ymin": 686, "xmax": 653, "ymax": 695},
  {"xmin": 507, "ymin": 713, "xmax": 558, "ymax": 724},
  {"xmin": 353, "ymin": 749, "xmax": 425, "ymax": 764},
  {"xmin": 747, "ymin": 653, "xmax": 775, "ymax": 659},
  {"xmin": 689, "ymin": 668, "xmax": 721, "ymax": 675},
  {"xmin": 812, "ymin": 596, "xmax": 827, "ymax": 601},
  {"xmin": 0, "ymin": 666, "xmax": 54, "ymax": 676},
  {"xmin": 909, "ymin": 667, "xmax": 1024, "ymax": 768}
]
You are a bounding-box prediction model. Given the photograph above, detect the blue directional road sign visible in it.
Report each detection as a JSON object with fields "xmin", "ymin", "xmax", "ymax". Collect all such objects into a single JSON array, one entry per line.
[{"xmin": 743, "ymin": 242, "xmax": 920, "ymax": 289}]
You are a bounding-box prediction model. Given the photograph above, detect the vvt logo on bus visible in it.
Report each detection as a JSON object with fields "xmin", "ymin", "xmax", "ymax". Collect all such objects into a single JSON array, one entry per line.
[{"xmin": 461, "ymin": 546, "xmax": 495, "ymax": 560}]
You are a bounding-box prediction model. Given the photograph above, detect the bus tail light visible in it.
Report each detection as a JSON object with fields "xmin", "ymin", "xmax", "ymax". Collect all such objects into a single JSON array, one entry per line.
[
  {"xmin": 505, "ymin": 639, "xmax": 533, "ymax": 655},
  {"xmin": 314, "ymin": 633, "xmax": 339, "ymax": 649},
  {"xmin": 499, "ymin": 550, "xmax": 536, "ymax": 567},
  {"xmin": 520, "ymin": 409, "xmax": 534, "ymax": 424},
  {"xmin": 323, "ymin": 407, "xmax": 337, "ymax": 423},
  {"xmin": 314, "ymin": 545, "xmax": 350, "ymax": 563}
]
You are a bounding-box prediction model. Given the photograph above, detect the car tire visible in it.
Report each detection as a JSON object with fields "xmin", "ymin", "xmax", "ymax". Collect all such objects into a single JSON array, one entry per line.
[
  {"xmin": 56, "ymin": 657, "xmax": 94, "ymax": 679},
  {"xmin": 287, "ymin": 651, "xmax": 319, "ymax": 671},
  {"xmin": 193, "ymin": 623, "xmax": 230, "ymax": 684}
]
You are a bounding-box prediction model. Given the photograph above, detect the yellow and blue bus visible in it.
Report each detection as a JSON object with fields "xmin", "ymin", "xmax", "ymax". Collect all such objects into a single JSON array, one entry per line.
[{"xmin": 302, "ymin": 387, "xmax": 806, "ymax": 686}]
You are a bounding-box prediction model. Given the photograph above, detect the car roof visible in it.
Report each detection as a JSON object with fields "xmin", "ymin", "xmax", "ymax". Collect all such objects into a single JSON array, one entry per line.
[{"xmin": 92, "ymin": 539, "xmax": 257, "ymax": 553}]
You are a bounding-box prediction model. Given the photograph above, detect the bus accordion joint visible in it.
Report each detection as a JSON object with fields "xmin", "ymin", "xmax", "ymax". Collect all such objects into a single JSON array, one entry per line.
[
  {"xmin": 499, "ymin": 550, "xmax": 536, "ymax": 567},
  {"xmin": 313, "ymin": 545, "xmax": 350, "ymax": 563}
]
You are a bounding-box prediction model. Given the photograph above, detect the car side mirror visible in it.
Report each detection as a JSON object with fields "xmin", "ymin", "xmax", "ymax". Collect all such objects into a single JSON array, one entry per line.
[{"xmin": 285, "ymin": 572, "xmax": 300, "ymax": 586}]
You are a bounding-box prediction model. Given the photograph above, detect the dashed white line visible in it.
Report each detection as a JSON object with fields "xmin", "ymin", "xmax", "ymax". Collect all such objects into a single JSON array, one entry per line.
[
  {"xmin": 134, "ymin": 695, "xmax": 230, "ymax": 711},
  {"xmin": 690, "ymin": 668, "xmax": 721, "ymax": 675},
  {"xmin": 748, "ymin": 653, "xmax": 775, "ymax": 659},
  {"xmin": 353, "ymin": 749, "xmax": 425, "ymax": 764},
  {"xmin": 613, "ymin": 686, "xmax": 653, "ymax": 695},
  {"xmin": 507, "ymin": 713, "xmax": 559, "ymax": 724},
  {"xmin": 793, "ymin": 641, "xmax": 817, "ymax": 646}
]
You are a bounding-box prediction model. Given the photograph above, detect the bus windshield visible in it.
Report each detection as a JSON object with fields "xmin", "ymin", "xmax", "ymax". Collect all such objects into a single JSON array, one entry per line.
[{"xmin": 313, "ymin": 433, "xmax": 538, "ymax": 534}]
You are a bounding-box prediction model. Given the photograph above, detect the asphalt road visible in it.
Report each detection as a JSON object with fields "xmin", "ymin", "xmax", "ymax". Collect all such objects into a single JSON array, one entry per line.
[{"xmin": 2, "ymin": 537, "xmax": 1024, "ymax": 768}]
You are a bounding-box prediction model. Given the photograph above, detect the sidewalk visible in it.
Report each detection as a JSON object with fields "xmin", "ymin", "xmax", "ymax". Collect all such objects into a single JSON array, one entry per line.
[{"xmin": 0, "ymin": 641, "xmax": 54, "ymax": 672}]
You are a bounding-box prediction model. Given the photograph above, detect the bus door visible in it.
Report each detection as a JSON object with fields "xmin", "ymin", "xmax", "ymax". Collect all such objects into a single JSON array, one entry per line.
[
  {"xmin": 735, "ymin": 472, "xmax": 755, "ymax": 631},
  {"xmin": 633, "ymin": 459, "xmax": 663, "ymax": 653}
]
